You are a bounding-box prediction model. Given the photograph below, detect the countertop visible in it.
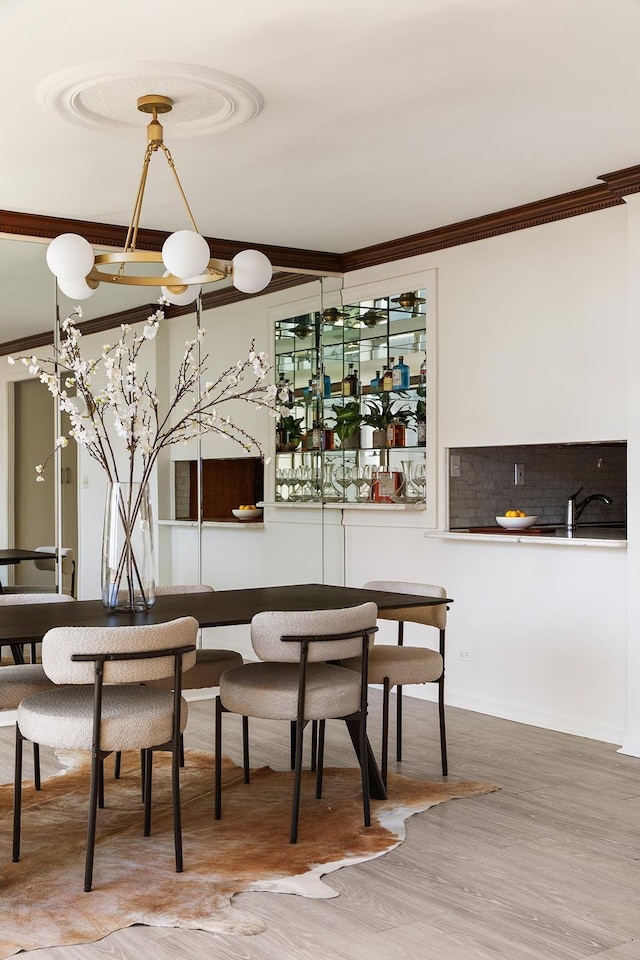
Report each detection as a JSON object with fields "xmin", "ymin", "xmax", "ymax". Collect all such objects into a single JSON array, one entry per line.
[{"xmin": 427, "ymin": 523, "xmax": 627, "ymax": 547}]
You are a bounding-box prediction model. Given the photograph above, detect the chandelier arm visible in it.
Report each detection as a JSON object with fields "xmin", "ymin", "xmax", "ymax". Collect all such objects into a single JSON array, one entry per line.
[
  {"xmin": 124, "ymin": 143, "xmax": 155, "ymax": 255},
  {"xmin": 160, "ymin": 143, "xmax": 200, "ymax": 234}
]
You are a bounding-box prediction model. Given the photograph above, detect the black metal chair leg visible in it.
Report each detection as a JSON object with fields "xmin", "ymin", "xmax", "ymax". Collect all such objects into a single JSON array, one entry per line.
[
  {"xmin": 315, "ymin": 719, "xmax": 325, "ymax": 799},
  {"xmin": 438, "ymin": 675, "xmax": 448, "ymax": 776},
  {"xmin": 10, "ymin": 643, "xmax": 24, "ymax": 665},
  {"xmin": 12, "ymin": 724, "xmax": 24, "ymax": 862},
  {"xmin": 114, "ymin": 750, "xmax": 121, "ymax": 779},
  {"xmin": 33, "ymin": 742, "xmax": 41, "ymax": 791},
  {"xmin": 242, "ymin": 716, "xmax": 250, "ymax": 783},
  {"xmin": 143, "ymin": 749, "xmax": 153, "ymax": 837},
  {"xmin": 84, "ymin": 749, "xmax": 105, "ymax": 892},
  {"xmin": 172, "ymin": 730, "xmax": 183, "ymax": 873},
  {"xmin": 290, "ymin": 720, "xmax": 296, "ymax": 770},
  {"xmin": 310, "ymin": 719, "xmax": 318, "ymax": 772},
  {"xmin": 214, "ymin": 696, "xmax": 223, "ymax": 819},
  {"xmin": 290, "ymin": 720, "xmax": 305, "ymax": 844},
  {"xmin": 358, "ymin": 717, "xmax": 371, "ymax": 828},
  {"xmin": 179, "ymin": 733, "xmax": 185, "ymax": 768},
  {"xmin": 381, "ymin": 677, "xmax": 390, "ymax": 787},
  {"xmin": 140, "ymin": 749, "xmax": 145, "ymax": 801},
  {"xmin": 29, "ymin": 642, "xmax": 38, "ymax": 664},
  {"xmin": 396, "ymin": 684, "xmax": 403, "ymax": 761}
]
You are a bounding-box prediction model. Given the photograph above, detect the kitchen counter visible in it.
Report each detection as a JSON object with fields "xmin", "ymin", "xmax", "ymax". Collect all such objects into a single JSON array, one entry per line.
[{"xmin": 426, "ymin": 524, "xmax": 626, "ymax": 547}]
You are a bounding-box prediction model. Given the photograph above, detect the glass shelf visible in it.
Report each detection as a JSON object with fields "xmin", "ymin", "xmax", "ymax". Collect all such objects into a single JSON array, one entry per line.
[{"xmin": 274, "ymin": 291, "xmax": 428, "ymax": 506}]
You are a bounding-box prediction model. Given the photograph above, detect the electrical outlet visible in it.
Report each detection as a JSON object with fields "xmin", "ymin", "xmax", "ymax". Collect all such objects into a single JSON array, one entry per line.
[
  {"xmin": 458, "ymin": 648, "xmax": 473, "ymax": 662},
  {"xmin": 515, "ymin": 463, "xmax": 525, "ymax": 485},
  {"xmin": 450, "ymin": 454, "xmax": 461, "ymax": 478}
]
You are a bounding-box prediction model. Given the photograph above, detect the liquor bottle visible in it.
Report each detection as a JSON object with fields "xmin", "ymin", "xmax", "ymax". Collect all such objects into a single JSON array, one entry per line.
[
  {"xmin": 381, "ymin": 360, "xmax": 395, "ymax": 392},
  {"xmin": 303, "ymin": 378, "xmax": 313, "ymax": 399},
  {"xmin": 343, "ymin": 362, "xmax": 359, "ymax": 397},
  {"xmin": 386, "ymin": 420, "xmax": 406, "ymax": 448},
  {"xmin": 369, "ymin": 370, "xmax": 381, "ymax": 390},
  {"xmin": 317, "ymin": 369, "xmax": 331, "ymax": 398},
  {"xmin": 392, "ymin": 355, "xmax": 410, "ymax": 390},
  {"xmin": 419, "ymin": 354, "xmax": 427, "ymax": 384}
]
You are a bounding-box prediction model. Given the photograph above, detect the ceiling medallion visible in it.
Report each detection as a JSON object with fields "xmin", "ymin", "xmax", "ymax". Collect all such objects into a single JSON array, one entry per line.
[{"xmin": 38, "ymin": 61, "xmax": 263, "ymax": 138}]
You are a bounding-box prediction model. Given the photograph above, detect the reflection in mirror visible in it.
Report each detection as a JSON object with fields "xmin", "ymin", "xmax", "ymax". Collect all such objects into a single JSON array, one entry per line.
[{"xmin": 273, "ymin": 286, "xmax": 427, "ymax": 506}]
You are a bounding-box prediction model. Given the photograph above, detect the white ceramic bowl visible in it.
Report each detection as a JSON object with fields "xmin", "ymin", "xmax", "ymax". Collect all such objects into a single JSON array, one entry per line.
[
  {"xmin": 496, "ymin": 515, "xmax": 538, "ymax": 529},
  {"xmin": 232, "ymin": 508, "xmax": 263, "ymax": 520}
]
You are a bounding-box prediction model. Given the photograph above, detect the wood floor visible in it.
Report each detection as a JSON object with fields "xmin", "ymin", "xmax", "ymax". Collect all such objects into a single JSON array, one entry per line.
[{"xmin": 2, "ymin": 693, "xmax": 640, "ymax": 960}]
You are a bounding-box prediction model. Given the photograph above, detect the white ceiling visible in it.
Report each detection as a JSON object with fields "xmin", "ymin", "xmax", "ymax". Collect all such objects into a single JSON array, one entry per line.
[{"xmin": 3, "ymin": 0, "xmax": 640, "ymax": 340}]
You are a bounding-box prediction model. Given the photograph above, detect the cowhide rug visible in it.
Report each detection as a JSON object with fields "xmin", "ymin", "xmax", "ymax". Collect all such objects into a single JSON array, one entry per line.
[{"xmin": 0, "ymin": 749, "xmax": 498, "ymax": 957}]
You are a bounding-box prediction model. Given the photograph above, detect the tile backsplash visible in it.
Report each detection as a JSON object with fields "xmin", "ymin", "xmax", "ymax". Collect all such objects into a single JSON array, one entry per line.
[{"xmin": 448, "ymin": 442, "xmax": 627, "ymax": 529}]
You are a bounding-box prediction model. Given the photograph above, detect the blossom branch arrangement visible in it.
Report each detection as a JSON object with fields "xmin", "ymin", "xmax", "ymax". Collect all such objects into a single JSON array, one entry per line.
[{"xmin": 9, "ymin": 299, "xmax": 289, "ymax": 609}]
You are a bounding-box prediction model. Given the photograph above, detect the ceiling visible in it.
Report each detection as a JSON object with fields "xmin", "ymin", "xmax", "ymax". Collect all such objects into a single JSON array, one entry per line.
[{"xmin": 3, "ymin": 0, "xmax": 640, "ymax": 341}]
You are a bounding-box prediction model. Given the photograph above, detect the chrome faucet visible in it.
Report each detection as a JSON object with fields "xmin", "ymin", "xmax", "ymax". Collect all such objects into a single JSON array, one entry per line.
[{"xmin": 566, "ymin": 487, "xmax": 613, "ymax": 530}]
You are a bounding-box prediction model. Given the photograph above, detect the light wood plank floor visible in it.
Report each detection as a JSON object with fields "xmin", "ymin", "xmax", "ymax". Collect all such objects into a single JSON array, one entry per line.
[{"xmin": 2, "ymin": 693, "xmax": 640, "ymax": 960}]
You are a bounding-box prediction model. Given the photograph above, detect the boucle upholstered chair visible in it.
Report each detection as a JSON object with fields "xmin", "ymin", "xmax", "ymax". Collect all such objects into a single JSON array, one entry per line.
[
  {"xmin": 3, "ymin": 546, "xmax": 76, "ymax": 598},
  {"xmin": 0, "ymin": 592, "xmax": 76, "ymax": 665},
  {"xmin": 113, "ymin": 584, "xmax": 243, "ymax": 779},
  {"xmin": 346, "ymin": 581, "xmax": 448, "ymax": 785},
  {"xmin": 152, "ymin": 585, "xmax": 243, "ymax": 690},
  {"xmin": 215, "ymin": 603, "xmax": 378, "ymax": 843},
  {"xmin": 12, "ymin": 616, "xmax": 198, "ymax": 892}
]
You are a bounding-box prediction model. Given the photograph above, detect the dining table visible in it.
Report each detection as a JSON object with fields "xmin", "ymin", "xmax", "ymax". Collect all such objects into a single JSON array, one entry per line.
[
  {"xmin": 0, "ymin": 549, "xmax": 57, "ymax": 594},
  {"xmin": 0, "ymin": 581, "xmax": 452, "ymax": 799}
]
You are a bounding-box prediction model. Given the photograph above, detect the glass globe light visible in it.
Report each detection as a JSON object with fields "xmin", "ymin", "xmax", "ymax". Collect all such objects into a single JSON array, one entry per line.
[
  {"xmin": 161, "ymin": 272, "xmax": 202, "ymax": 306},
  {"xmin": 46, "ymin": 234, "xmax": 95, "ymax": 281},
  {"xmin": 57, "ymin": 277, "xmax": 97, "ymax": 300},
  {"xmin": 232, "ymin": 249, "xmax": 273, "ymax": 294},
  {"xmin": 162, "ymin": 230, "xmax": 210, "ymax": 279}
]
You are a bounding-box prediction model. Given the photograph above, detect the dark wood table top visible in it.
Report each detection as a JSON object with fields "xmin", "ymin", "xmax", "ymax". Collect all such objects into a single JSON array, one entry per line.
[
  {"xmin": 0, "ymin": 549, "xmax": 57, "ymax": 566},
  {"xmin": 0, "ymin": 582, "xmax": 452, "ymax": 646}
]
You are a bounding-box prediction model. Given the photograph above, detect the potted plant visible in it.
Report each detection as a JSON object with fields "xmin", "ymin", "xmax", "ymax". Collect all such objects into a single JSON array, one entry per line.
[
  {"xmin": 276, "ymin": 415, "xmax": 305, "ymax": 452},
  {"xmin": 329, "ymin": 400, "xmax": 362, "ymax": 450},
  {"xmin": 363, "ymin": 392, "xmax": 412, "ymax": 448}
]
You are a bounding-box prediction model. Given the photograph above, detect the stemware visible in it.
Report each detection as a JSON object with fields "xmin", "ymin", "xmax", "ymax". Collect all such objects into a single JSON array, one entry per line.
[
  {"xmin": 353, "ymin": 464, "xmax": 373, "ymax": 502},
  {"xmin": 333, "ymin": 462, "xmax": 354, "ymax": 502}
]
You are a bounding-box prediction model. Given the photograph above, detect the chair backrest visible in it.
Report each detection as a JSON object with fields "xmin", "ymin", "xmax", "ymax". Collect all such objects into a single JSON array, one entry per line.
[
  {"xmin": 41, "ymin": 616, "xmax": 198, "ymax": 685},
  {"xmin": 33, "ymin": 546, "xmax": 75, "ymax": 575},
  {"xmin": 251, "ymin": 602, "xmax": 378, "ymax": 663},
  {"xmin": 154, "ymin": 584, "xmax": 215, "ymax": 595},
  {"xmin": 0, "ymin": 593, "xmax": 75, "ymax": 606},
  {"xmin": 363, "ymin": 580, "xmax": 448, "ymax": 630}
]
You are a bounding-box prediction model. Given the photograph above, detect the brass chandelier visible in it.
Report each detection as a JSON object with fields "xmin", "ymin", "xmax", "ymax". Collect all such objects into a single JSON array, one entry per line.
[{"xmin": 46, "ymin": 95, "xmax": 273, "ymax": 304}]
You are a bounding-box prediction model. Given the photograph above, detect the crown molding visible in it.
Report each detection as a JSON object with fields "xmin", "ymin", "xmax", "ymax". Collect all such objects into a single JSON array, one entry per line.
[
  {"xmin": 343, "ymin": 183, "xmax": 623, "ymax": 271},
  {"xmin": 0, "ymin": 209, "xmax": 343, "ymax": 274},
  {"xmin": 0, "ymin": 273, "xmax": 308, "ymax": 357},
  {"xmin": 597, "ymin": 164, "xmax": 640, "ymax": 198}
]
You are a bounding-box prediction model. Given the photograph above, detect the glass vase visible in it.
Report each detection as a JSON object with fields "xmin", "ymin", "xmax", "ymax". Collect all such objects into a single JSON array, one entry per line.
[{"xmin": 101, "ymin": 481, "xmax": 155, "ymax": 612}]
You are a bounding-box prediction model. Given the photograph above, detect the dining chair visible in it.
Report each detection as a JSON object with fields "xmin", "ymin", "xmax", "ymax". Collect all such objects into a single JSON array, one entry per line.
[
  {"xmin": 152, "ymin": 585, "xmax": 243, "ymax": 690},
  {"xmin": 113, "ymin": 584, "xmax": 243, "ymax": 780},
  {"xmin": 345, "ymin": 580, "xmax": 448, "ymax": 785},
  {"xmin": 215, "ymin": 602, "xmax": 378, "ymax": 843},
  {"xmin": 0, "ymin": 592, "xmax": 76, "ymax": 665},
  {"xmin": 1, "ymin": 664, "xmax": 59, "ymax": 790},
  {"xmin": 3, "ymin": 546, "xmax": 76, "ymax": 598},
  {"xmin": 12, "ymin": 616, "xmax": 198, "ymax": 892}
]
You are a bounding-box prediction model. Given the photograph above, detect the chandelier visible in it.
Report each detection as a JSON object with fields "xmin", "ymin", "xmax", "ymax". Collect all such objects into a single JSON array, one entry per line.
[{"xmin": 45, "ymin": 94, "xmax": 273, "ymax": 305}]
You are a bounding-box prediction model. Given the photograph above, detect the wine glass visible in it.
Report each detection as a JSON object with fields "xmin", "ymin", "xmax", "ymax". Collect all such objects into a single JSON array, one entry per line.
[
  {"xmin": 333, "ymin": 462, "xmax": 354, "ymax": 502},
  {"xmin": 353, "ymin": 464, "xmax": 373, "ymax": 502}
]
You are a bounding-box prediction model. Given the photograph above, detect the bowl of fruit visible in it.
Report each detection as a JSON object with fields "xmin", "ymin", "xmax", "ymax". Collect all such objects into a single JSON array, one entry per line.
[
  {"xmin": 496, "ymin": 511, "xmax": 538, "ymax": 529},
  {"xmin": 232, "ymin": 504, "xmax": 263, "ymax": 521}
]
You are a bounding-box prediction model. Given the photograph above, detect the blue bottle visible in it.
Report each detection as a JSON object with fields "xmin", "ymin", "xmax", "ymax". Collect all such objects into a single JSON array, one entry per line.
[{"xmin": 392, "ymin": 355, "xmax": 410, "ymax": 390}]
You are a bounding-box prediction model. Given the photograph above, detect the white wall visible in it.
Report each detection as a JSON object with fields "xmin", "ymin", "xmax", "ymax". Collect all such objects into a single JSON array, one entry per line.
[{"xmin": 0, "ymin": 207, "xmax": 631, "ymax": 745}]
